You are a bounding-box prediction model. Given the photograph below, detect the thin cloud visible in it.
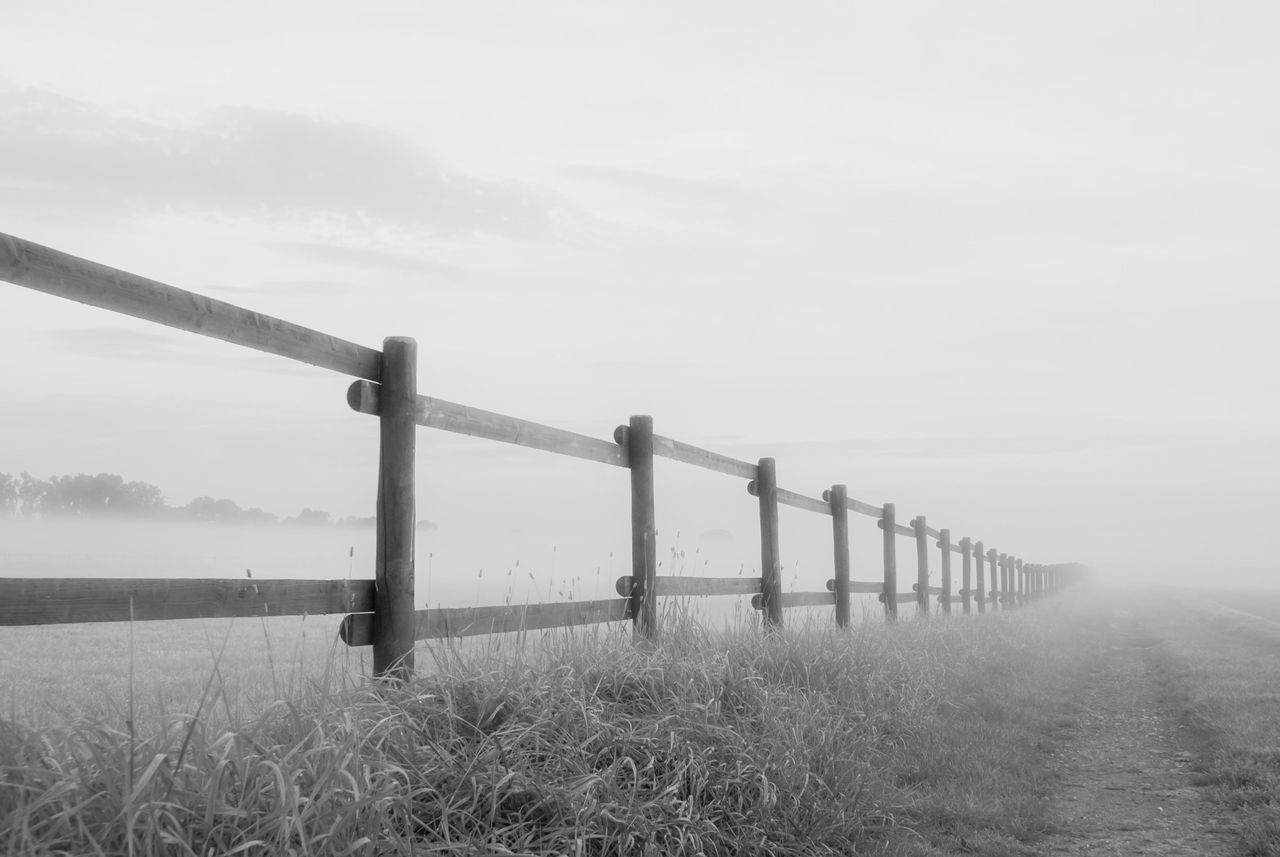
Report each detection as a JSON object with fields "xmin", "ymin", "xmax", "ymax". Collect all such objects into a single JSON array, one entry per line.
[
  {"xmin": 0, "ymin": 87, "xmax": 558, "ymax": 238},
  {"xmin": 561, "ymin": 164, "xmax": 760, "ymax": 208},
  {"xmin": 264, "ymin": 242, "xmax": 465, "ymax": 279}
]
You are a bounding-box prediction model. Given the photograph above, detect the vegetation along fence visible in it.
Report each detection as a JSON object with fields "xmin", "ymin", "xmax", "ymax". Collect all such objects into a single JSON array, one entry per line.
[{"xmin": 0, "ymin": 232, "xmax": 1087, "ymax": 680}]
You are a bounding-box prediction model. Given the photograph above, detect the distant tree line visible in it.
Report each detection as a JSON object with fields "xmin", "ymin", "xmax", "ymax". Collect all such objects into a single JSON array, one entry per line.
[{"xmin": 0, "ymin": 472, "xmax": 436, "ymax": 531}]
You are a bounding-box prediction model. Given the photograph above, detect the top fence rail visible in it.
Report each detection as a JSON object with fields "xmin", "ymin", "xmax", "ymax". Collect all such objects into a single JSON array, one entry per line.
[{"xmin": 0, "ymin": 233, "xmax": 383, "ymax": 380}]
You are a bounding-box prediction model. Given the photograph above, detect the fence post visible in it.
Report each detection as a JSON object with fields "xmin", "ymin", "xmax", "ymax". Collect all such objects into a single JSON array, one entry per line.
[
  {"xmin": 938, "ymin": 529, "xmax": 952, "ymax": 615},
  {"xmin": 974, "ymin": 540, "xmax": 985, "ymax": 614},
  {"xmin": 755, "ymin": 457, "xmax": 783, "ymax": 629},
  {"xmin": 913, "ymin": 515, "xmax": 930, "ymax": 618},
  {"xmin": 1015, "ymin": 557, "xmax": 1024, "ymax": 606},
  {"xmin": 880, "ymin": 503, "xmax": 898, "ymax": 621},
  {"xmin": 827, "ymin": 485, "xmax": 851, "ymax": 628},
  {"xmin": 987, "ymin": 548, "xmax": 999, "ymax": 610},
  {"xmin": 623, "ymin": 415, "xmax": 658, "ymax": 642},
  {"xmin": 959, "ymin": 536, "xmax": 972, "ymax": 614},
  {"xmin": 373, "ymin": 336, "xmax": 417, "ymax": 681},
  {"xmin": 1000, "ymin": 553, "xmax": 1010, "ymax": 609}
]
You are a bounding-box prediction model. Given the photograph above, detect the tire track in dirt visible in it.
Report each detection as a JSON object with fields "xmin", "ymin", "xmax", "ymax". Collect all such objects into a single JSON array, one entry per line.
[{"xmin": 1038, "ymin": 611, "xmax": 1236, "ymax": 856}]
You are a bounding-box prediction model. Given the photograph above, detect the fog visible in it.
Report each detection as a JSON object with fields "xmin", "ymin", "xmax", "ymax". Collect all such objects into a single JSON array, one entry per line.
[{"xmin": 2, "ymin": 2, "xmax": 1279, "ymax": 598}]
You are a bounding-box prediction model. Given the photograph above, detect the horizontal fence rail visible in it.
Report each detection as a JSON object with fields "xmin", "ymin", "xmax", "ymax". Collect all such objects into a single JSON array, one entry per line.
[
  {"xmin": 339, "ymin": 598, "xmax": 632, "ymax": 645},
  {"xmin": 0, "ymin": 233, "xmax": 383, "ymax": 380},
  {"xmin": 0, "ymin": 578, "xmax": 373, "ymax": 625},
  {"xmin": 649, "ymin": 433, "xmax": 757, "ymax": 480},
  {"xmin": 349, "ymin": 380, "xmax": 627, "ymax": 467},
  {"xmin": 614, "ymin": 575, "xmax": 763, "ymax": 597},
  {"xmin": 0, "ymin": 231, "xmax": 1089, "ymax": 680}
]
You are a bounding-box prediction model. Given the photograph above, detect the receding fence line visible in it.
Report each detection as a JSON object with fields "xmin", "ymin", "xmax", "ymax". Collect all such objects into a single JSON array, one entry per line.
[{"xmin": 0, "ymin": 232, "xmax": 1088, "ymax": 680}]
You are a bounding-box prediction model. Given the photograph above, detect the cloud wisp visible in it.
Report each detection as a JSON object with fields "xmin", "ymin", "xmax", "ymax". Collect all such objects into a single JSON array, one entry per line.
[{"xmin": 0, "ymin": 87, "xmax": 557, "ymax": 238}]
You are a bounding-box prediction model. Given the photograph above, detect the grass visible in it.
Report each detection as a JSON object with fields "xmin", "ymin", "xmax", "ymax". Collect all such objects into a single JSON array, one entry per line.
[{"xmin": 0, "ymin": 601, "xmax": 1096, "ymax": 856}]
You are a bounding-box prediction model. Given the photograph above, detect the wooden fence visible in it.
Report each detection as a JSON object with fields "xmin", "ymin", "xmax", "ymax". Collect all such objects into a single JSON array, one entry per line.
[{"xmin": 0, "ymin": 232, "xmax": 1088, "ymax": 680}]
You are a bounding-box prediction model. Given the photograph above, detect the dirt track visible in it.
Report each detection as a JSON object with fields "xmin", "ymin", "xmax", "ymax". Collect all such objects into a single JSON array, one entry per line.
[{"xmin": 1038, "ymin": 610, "xmax": 1235, "ymax": 856}]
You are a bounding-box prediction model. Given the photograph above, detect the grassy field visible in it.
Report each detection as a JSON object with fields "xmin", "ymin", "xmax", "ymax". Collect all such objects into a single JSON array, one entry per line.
[{"xmin": 0, "ymin": 597, "xmax": 1103, "ymax": 856}]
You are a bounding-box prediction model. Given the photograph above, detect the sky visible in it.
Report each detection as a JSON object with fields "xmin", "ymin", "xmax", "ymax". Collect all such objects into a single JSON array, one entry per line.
[{"xmin": 1, "ymin": 1, "xmax": 1277, "ymax": 596}]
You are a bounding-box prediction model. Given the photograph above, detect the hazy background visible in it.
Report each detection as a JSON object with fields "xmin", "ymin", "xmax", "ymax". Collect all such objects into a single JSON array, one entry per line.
[{"xmin": 1, "ymin": 1, "xmax": 1277, "ymax": 603}]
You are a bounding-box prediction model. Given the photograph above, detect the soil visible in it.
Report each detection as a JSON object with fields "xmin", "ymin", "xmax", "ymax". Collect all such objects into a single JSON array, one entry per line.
[{"xmin": 1038, "ymin": 610, "xmax": 1237, "ymax": 856}]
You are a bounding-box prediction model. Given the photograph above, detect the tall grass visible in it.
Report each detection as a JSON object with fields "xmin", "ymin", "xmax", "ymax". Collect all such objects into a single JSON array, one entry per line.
[{"xmin": 0, "ymin": 602, "xmax": 1090, "ymax": 856}]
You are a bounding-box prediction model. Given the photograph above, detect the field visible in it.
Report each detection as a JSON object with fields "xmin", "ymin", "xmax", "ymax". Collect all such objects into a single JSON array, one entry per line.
[{"xmin": 4, "ymin": 587, "xmax": 1280, "ymax": 855}]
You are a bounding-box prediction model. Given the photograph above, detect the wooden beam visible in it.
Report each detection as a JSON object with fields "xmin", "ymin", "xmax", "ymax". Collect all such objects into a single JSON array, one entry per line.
[
  {"xmin": 650, "ymin": 435, "xmax": 757, "ymax": 480},
  {"xmin": 878, "ymin": 592, "xmax": 917, "ymax": 606},
  {"xmin": 0, "ymin": 578, "xmax": 374, "ymax": 626},
  {"xmin": 938, "ymin": 528, "xmax": 952, "ymax": 615},
  {"xmin": 829, "ymin": 484, "xmax": 851, "ymax": 628},
  {"xmin": 974, "ymin": 540, "xmax": 986, "ymax": 614},
  {"xmin": 751, "ymin": 591, "xmax": 835, "ymax": 611},
  {"xmin": 747, "ymin": 482, "xmax": 832, "ymax": 516},
  {"xmin": 825, "ymin": 579, "xmax": 885, "ymax": 594},
  {"xmin": 625, "ymin": 416, "xmax": 658, "ymax": 641},
  {"xmin": 0, "ymin": 232, "xmax": 382, "ymax": 379},
  {"xmin": 340, "ymin": 597, "xmax": 631, "ymax": 645},
  {"xmin": 913, "ymin": 515, "xmax": 930, "ymax": 617},
  {"xmin": 373, "ymin": 337, "xmax": 417, "ymax": 680},
  {"xmin": 350, "ymin": 380, "xmax": 627, "ymax": 467},
  {"xmin": 614, "ymin": 575, "xmax": 762, "ymax": 597},
  {"xmin": 880, "ymin": 503, "xmax": 898, "ymax": 620},
  {"xmin": 848, "ymin": 498, "xmax": 884, "ymax": 518},
  {"xmin": 959, "ymin": 537, "xmax": 973, "ymax": 614},
  {"xmin": 755, "ymin": 458, "xmax": 783, "ymax": 628}
]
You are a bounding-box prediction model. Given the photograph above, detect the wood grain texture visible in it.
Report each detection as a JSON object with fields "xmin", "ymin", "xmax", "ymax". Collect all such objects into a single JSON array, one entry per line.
[
  {"xmin": 626, "ymin": 416, "xmax": 658, "ymax": 640},
  {"xmin": 350, "ymin": 380, "xmax": 627, "ymax": 467},
  {"xmin": 938, "ymin": 528, "xmax": 952, "ymax": 615},
  {"xmin": 340, "ymin": 597, "xmax": 632, "ymax": 645},
  {"xmin": 829, "ymin": 484, "xmax": 851, "ymax": 628},
  {"xmin": 877, "ymin": 592, "xmax": 918, "ymax": 605},
  {"xmin": 776, "ymin": 487, "xmax": 832, "ymax": 516},
  {"xmin": 825, "ymin": 579, "xmax": 885, "ymax": 594},
  {"xmin": 373, "ymin": 337, "xmax": 417, "ymax": 680},
  {"xmin": 881, "ymin": 502, "xmax": 898, "ymax": 620},
  {"xmin": 0, "ymin": 578, "xmax": 374, "ymax": 626},
  {"xmin": 0, "ymin": 233, "xmax": 382, "ymax": 379},
  {"xmin": 848, "ymin": 498, "xmax": 884, "ymax": 518},
  {"xmin": 650, "ymin": 435, "xmax": 757, "ymax": 480},
  {"xmin": 756, "ymin": 457, "xmax": 784, "ymax": 628},
  {"xmin": 750, "ymin": 591, "xmax": 835, "ymax": 611},
  {"xmin": 913, "ymin": 516, "xmax": 930, "ymax": 617},
  {"xmin": 974, "ymin": 540, "xmax": 986, "ymax": 615},
  {"xmin": 614, "ymin": 575, "xmax": 763, "ymax": 597}
]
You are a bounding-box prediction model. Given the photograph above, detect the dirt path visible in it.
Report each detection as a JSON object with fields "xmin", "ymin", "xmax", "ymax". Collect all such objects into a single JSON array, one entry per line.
[{"xmin": 1038, "ymin": 612, "xmax": 1236, "ymax": 855}]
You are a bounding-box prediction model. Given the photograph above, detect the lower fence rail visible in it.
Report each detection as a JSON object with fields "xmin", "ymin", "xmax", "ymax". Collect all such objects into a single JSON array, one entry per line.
[{"xmin": 0, "ymin": 577, "xmax": 374, "ymax": 625}]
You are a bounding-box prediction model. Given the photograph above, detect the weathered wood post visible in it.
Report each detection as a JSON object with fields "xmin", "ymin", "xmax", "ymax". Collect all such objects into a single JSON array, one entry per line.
[
  {"xmin": 959, "ymin": 536, "xmax": 972, "ymax": 614},
  {"xmin": 1015, "ymin": 557, "xmax": 1024, "ymax": 606},
  {"xmin": 913, "ymin": 515, "xmax": 930, "ymax": 618},
  {"xmin": 373, "ymin": 337, "xmax": 417, "ymax": 681},
  {"xmin": 622, "ymin": 415, "xmax": 658, "ymax": 641},
  {"xmin": 938, "ymin": 529, "xmax": 952, "ymax": 615},
  {"xmin": 827, "ymin": 485, "xmax": 851, "ymax": 628},
  {"xmin": 999, "ymin": 554, "xmax": 1008, "ymax": 608},
  {"xmin": 755, "ymin": 458, "xmax": 783, "ymax": 629},
  {"xmin": 989, "ymin": 549, "xmax": 1000, "ymax": 610},
  {"xmin": 880, "ymin": 503, "xmax": 898, "ymax": 621},
  {"xmin": 974, "ymin": 540, "xmax": 986, "ymax": 614}
]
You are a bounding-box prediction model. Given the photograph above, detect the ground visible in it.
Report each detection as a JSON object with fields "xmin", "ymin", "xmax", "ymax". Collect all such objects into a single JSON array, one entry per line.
[{"xmin": 1032, "ymin": 607, "xmax": 1235, "ymax": 855}]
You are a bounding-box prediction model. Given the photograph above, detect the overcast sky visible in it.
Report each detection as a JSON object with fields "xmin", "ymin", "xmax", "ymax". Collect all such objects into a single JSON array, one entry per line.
[{"xmin": 1, "ymin": 1, "xmax": 1277, "ymax": 593}]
